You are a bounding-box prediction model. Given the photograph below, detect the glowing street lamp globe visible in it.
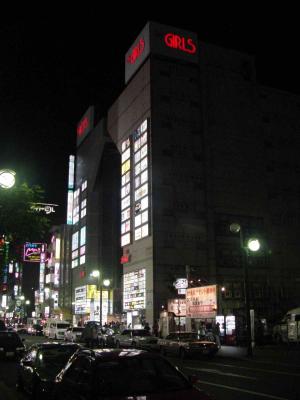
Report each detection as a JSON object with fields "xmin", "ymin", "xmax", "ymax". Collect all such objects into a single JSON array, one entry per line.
[
  {"xmin": 247, "ymin": 238, "xmax": 261, "ymax": 252},
  {"xmin": 0, "ymin": 169, "xmax": 16, "ymax": 189}
]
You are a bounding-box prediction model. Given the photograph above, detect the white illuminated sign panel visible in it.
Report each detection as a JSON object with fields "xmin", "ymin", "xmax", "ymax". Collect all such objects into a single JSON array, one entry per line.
[
  {"xmin": 123, "ymin": 269, "xmax": 146, "ymax": 310},
  {"xmin": 168, "ymin": 298, "xmax": 186, "ymax": 316},
  {"xmin": 75, "ymin": 286, "xmax": 87, "ymax": 314},
  {"xmin": 186, "ymin": 285, "xmax": 217, "ymax": 319}
]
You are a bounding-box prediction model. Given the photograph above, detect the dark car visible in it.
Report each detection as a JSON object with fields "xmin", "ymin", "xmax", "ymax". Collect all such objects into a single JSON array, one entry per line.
[
  {"xmin": 158, "ymin": 332, "xmax": 219, "ymax": 359},
  {"xmin": 54, "ymin": 348, "xmax": 212, "ymax": 399},
  {"xmin": 0, "ymin": 331, "xmax": 26, "ymax": 359},
  {"xmin": 17, "ymin": 342, "xmax": 81, "ymax": 399}
]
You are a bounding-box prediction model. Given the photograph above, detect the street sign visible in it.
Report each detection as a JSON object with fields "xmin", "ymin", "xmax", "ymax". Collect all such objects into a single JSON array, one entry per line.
[{"xmin": 174, "ymin": 278, "xmax": 188, "ymax": 289}]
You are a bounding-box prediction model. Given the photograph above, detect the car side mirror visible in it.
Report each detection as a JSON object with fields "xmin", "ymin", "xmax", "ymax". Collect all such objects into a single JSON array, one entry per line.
[{"xmin": 188, "ymin": 374, "xmax": 198, "ymax": 385}]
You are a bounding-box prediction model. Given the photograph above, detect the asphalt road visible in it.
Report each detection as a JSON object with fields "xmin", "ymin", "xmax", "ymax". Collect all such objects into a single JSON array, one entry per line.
[{"xmin": 1, "ymin": 335, "xmax": 299, "ymax": 400}]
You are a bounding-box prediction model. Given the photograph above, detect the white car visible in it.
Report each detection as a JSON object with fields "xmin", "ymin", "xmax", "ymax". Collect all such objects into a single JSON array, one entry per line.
[
  {"xmin": 114, "ymin": 329, "xmax": 158, "ymax": 349},
  {"xmin": 64, "ymin": 327, "xmax": 84, "ymax": 342}
]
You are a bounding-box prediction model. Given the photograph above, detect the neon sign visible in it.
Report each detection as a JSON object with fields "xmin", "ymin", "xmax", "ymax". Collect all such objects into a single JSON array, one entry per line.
[
  {"xmin": 77, "ymin": 116, "xmax": 90, "ymax": 137},
  {"xmin": 127, "ymin": 38, "xmax": 145, "ymax": 64},
  {"xmin": 23, "ymin": 242, "xmax": 44, "ymax": 263},
  {"xmin": 164, "ymin": 33, "xmax": 196, "ymax": 54}
]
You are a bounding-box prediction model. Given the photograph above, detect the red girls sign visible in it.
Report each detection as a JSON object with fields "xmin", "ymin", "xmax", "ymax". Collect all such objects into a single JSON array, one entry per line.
[
  {"xmin": 164, "ymin": 33, "xmax": 197, "ymax": 54},
  {"xmin": 127, "ymin": 38, "xmax": 145, "ymax": 64}
]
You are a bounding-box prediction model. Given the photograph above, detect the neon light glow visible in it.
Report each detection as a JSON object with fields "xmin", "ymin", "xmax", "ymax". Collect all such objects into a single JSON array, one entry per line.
[
  {"xmin": 164, "ymin": 33, "xmax": 196, "ymax": 54},
  {"xmin": 127, "ymin": 38, "xmax": 145, "ymax": 64},
  {"xmin": 77, "ymin": 116, "xmax": 89, "ymax": 137}
]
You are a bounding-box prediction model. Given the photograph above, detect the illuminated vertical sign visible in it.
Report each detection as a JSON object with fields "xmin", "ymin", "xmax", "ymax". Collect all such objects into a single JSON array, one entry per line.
[
  {"xmin": 120, "ymin": 137, "xmax": 131, "ymax": 247},
  {"xmin": 67, "ymin": 155, "xmax": 75, "ymax": 225},
  {"xmin": 23, "ymin": 242, "xmax": 44, "ymax": 263}
]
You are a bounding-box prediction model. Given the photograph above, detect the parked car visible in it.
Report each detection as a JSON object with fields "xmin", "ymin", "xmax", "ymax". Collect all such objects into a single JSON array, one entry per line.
[
  {"xmin": 54, "ymin": 348, "xmax": 212, "ymax": 399},
  {"xmin": 28, "ymin": 324, "xmax": 44, "ymax": 336},
  {"xmin": 114, "ymin": 328, "xmax": 158, "ymax": 350},
  {"xmin": 17, "ymin": 342, "xmax": 81, "ymax": 398},
  {"xmin": 43, "ymin": 319, "xmax": 71, "ymax": 340},
  {"xmin": 64, "ymin": 327, "xmax": 84, "ymax": 342},
  {"xmin": 0, "ymin": 331, "xmax": 26, "ymax": 360},
  {"xmin": 158, "ymin": 332, "xmax": 219, "ymax": 359}
]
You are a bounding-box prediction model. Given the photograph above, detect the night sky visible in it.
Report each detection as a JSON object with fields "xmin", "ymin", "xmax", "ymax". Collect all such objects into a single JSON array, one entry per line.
[{"xmin": 1, "ymin": 12, "xmax": 299, "ymax": 300}]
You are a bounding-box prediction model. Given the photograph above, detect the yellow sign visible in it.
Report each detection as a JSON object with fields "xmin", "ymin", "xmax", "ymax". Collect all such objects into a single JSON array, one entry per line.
[{"xmin": 86, "ymin": 285, "xmax": 97, "ymax": 299}]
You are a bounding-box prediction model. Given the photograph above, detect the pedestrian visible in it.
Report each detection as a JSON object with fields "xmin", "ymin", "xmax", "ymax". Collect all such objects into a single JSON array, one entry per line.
[
  {"xmin": 213, "ymin": 322, "xmax": 221, "ymax": 348},
  {"xmin": 152, "ymin": 320, "xmax": 159, "ymax": 337},
  {"xmin": 144, "ymin": 322, "xmax": 150, "ymax": 333}
]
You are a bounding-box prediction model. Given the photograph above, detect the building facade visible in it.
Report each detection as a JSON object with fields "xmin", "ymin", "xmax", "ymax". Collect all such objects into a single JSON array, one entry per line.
[{"xmin": 61, "ymin": 22, "xmax": 300, "ymax": 333}]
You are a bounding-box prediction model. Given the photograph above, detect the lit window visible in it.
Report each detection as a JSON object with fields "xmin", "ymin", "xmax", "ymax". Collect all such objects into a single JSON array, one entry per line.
[
  {"xmin": 142, "ymin": 210, "xmax": 148, "ymax": 224},
  {"xmin": 72, "ymin": 232, "xmax": 79, "ymax": 250},
  {"xmin": 135, "ymin": 162, "xmax": 141, "ymax": 176},
  {"xmin": 140, "ymin": 131, "xmax": 147, "ymax": 146},
  {"xmin": 72, "ymin": 259, "xmax": 78, "ymax": 268},
  {"xmin": 135, "ymin": 228, "xmax": 142, "ymax": 241},
  {"xmin": 121, "ymin": 195, "xmax": 130, "ymax": 210},
  {"xmin": 134, "ymin": 151, "xmax": 141, "ymax": 163},
  {"xmin": 121, "ymin": 208, "xmax": 131, "ymax": 222},
  {"xmin": 141, "ymin": 224, "xmax": 149, "ymax": 237},
  {"xmin": 80, "ymin": 246, "xmax": 85, "ymax": 256},
  {"xmin": 81, "ymin": 180, "xmax": 87, "ymax": 191},
  {"xmin": 122, "ymin": 147, "xmax": 130, "ymax": 163},
  {"xmin": 141, "ymin": 119, "xmax": 147, "ymax": 133},
  {"xmin": 121, "ymin": 160, "xmax": 131, "ymax": 175},
  {"xmin": 141, "ymin": 170, "xmax": 148, "ymax": 184},
  {"xmin": 122, "ymin": 171, "xmax": 130, "ymax": 186},
  {"xmin": 121, "ymin": 233, "xmax": 130, "ymax": 247},
  {"xmin": 80, "ymin": 255, "xmax": 85, "ymax": 265},
  {"xmin": 135, "ymin": 214, "xmax": 142, "ymax": 227},
  {"xmin": 135, "ymin": 183, "xmax": 148, "ymax": 201},
  {"xmin": 121, "ymin": 220, "xmax": 131, "ymax": 234},
  {"xmin": 72, "ymin": 250, "xmax": 78, "ymax": 259},
  {"xmin": 121, "ymin": 183, "xmax": 130, "ymax": 198},
  {"xmin": 135, "ymin": 176, "xmax": 141, "ymax": 188},
  {"xmin": 141, "ymin": 196, "xmax": 148, "ymax": 211},
  {"xmin": 81, "ymin": 199, "xmax": 87, "ymax": 208},
  {"xmin": 121, "ymin": 138, "xmax": 130, "ymax": 152},
  {"xmin": 134, "ymin": 138, "xmax": 141, "ymax": 152},
  {"xmin": 140, "ymin": 157, "xmax": 148, "ymax": 172},
  {"xmin": 140, "ymin": 144, "xmax": 147, "ymax": 159},
  {"xmin": 81, "ymin": 208, "xmax": 86, "ymax": 219},
  {"xmin": 80, "ymin": 226, "xmax": 86, "ymax": 245}
]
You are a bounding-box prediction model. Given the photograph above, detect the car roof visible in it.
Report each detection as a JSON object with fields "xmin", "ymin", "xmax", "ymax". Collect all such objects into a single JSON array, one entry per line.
[
  {"xmin": 77, "ymin": 348, "xmax": 159, "ymax": 361},
  {"xmin": 31, "ymin": 342, "xmax": 81, "ymax": 349}
]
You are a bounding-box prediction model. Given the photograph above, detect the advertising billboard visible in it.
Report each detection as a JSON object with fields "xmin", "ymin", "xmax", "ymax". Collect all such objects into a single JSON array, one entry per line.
[
  {"xmin": 168, "ymin": 298, "xmax": 186, "ymax": 317},
  {"xmin": 23, "ymin": 242, "xmax": 45, "ymax": 263},
  {"xmin": 186, "ymin": 285, "xmax": 217, "ymax": 319}
]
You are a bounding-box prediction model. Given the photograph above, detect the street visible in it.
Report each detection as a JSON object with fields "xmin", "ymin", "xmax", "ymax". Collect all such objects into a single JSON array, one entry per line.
[{"xmin": 0, "ymin": 335, "xmax": 299, "ymax": 400}]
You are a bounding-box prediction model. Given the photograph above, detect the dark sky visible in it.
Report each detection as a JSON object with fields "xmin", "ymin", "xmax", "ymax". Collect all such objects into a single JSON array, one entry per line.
[{"xmin": 1, "ymin": 13, "xmax": 299, "ymax": 226}]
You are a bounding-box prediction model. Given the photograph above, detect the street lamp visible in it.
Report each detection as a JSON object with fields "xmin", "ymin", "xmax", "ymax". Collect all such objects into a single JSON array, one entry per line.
[
  {"xmin": 91, "ymin": 271, "xmax": 110, "ymax": 326},
  {"xmin": 0, "ymin": 169, "xmax": 16, "ymax": 189},
  {"xmin": 230, "ymin": 223, "xmax": 261, "ymax": 357}
]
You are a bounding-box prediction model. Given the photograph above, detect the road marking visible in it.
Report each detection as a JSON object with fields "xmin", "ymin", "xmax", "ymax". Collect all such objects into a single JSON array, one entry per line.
[
  {"xmin": 196, "ymin": 380, "xmax": 290, "ymax": 400},
  {"xmin": 208, "ymin": 362, "xmax": 300, "ymax": 377},
  {"xmin": 186, "ymin": 366, "xmax": 256, "ymax": 380}
]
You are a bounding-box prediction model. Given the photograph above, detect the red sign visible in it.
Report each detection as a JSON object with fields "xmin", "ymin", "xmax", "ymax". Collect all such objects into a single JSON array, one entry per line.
[
  {"xmin": 120, "ymin": 255, "xmax": 130, "ymax": 264},
  {"xmin": 77, "ymin": 116, "xmax": 90, "ymax": 138},
  {"xmin": 164, "ymin": 33, "xmax": 196, "ymax": 54},
  {"xmin": 127, "ymin": 38, "xmax": 145, "ymax": 64}
]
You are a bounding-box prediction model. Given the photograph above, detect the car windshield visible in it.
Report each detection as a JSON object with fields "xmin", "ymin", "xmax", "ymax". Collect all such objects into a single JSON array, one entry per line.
[
  {"xmin": 132, "ymin": 330, "xmax": 151, "ymax": 337},
  {"xmin": 36, "ymin": 346, "xmax": 78, "ymax": 374},
  {"xmin": 57, "ymin": 324, "xmax": 70, "ymax": 329},
  {"xmin": 177, "ymin": 333, "xmax": 204, "ymax": 341},
  {"xmin": 95, "ymin": 356, "xmax": 190, "ymax": 396},
  {"xmin": 73, "ymin": 327, "xmax": 84, "ymax": 332},
  {"xmin": 0, "ymin": 332, "xmax": 23, "ymax": 346}
]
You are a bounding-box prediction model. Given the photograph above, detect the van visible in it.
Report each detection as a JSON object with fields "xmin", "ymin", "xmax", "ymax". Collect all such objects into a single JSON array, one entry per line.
[
  {"xmin": 43, "ymin": 319, "xmax": 70, "ymax": 340},
  {"xmin": 273, "ymin": 307, "xmax": 300, "ymax": 343}
]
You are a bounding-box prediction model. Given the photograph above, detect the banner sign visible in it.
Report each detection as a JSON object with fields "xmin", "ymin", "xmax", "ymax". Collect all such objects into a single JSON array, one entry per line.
[
  {"xmin": 186, "ymin": 285, "xmax": 217, "ymax": 319},
  {"xmin": 168, "ymin": 298, "xmax": 186, "ymax": 316},
  {"xmin": 23, "ymin": 242, "xmax": 44, "ymax": 263}
]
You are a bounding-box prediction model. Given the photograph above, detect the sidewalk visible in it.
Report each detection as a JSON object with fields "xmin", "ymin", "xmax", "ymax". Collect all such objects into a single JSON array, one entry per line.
[{"xmin": 217, "ymin": 344, "xmax": 300, "ymax": 364}]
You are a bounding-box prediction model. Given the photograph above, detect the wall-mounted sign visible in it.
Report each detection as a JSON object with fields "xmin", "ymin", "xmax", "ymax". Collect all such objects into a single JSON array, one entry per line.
[
  {"xmin": 125, "ymin": 22, "xmax": 198, "ymax": 84},
  {"xmin": 174, "ymin": 278, "xmax": 188, "ymax": 289},
  {"xmin": 186, "ymin": 285, "xmax": 217, "ymax": 319},
  {"xmin": 168, "ymin": 298, "xmax": 186, "ymax": 316},
  {"xmin": 30, "ymin": 203, "xmax": 59, "ymax": 215},
  {"xmin": 123, "ymin": 268, "xmax": 146, "ymax": 310},
  {"xmin": 77, "ymin": 106, "xmax": 94, "ymax": 146},
  {"xmin": 23, "ymin": 242, "xmax": 44, "ymax": 263}
]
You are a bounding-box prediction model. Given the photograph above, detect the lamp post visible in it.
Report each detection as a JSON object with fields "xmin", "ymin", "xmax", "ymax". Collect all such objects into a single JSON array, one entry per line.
[
  {"xmin": 91, "ymin": 271, "xmax": 110, "ymax": 326},
  {"xmin": 230, "ymin": 223, "xmax": 261, "ymax": 357},
  {"xmin": 0, "ymin": 169, "xmax": 16, "ymax": 189}
]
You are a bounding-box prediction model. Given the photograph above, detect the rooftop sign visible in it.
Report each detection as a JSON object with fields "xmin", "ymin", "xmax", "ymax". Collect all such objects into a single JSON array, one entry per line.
[{"xmin": 125, "ymin": 22, "xmax": 198, "ymax": 84}]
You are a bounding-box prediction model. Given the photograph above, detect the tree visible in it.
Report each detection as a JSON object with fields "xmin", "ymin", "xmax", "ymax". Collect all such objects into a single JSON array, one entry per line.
[{"xmin": 0, "ymin": 183, "xmax": 50, "ymax": 259}]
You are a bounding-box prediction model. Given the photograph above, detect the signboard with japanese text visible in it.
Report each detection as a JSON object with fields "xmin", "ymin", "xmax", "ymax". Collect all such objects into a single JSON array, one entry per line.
[{"xmin": 186, "ymin": 285, "xmax": 217, "ymax": 319}]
